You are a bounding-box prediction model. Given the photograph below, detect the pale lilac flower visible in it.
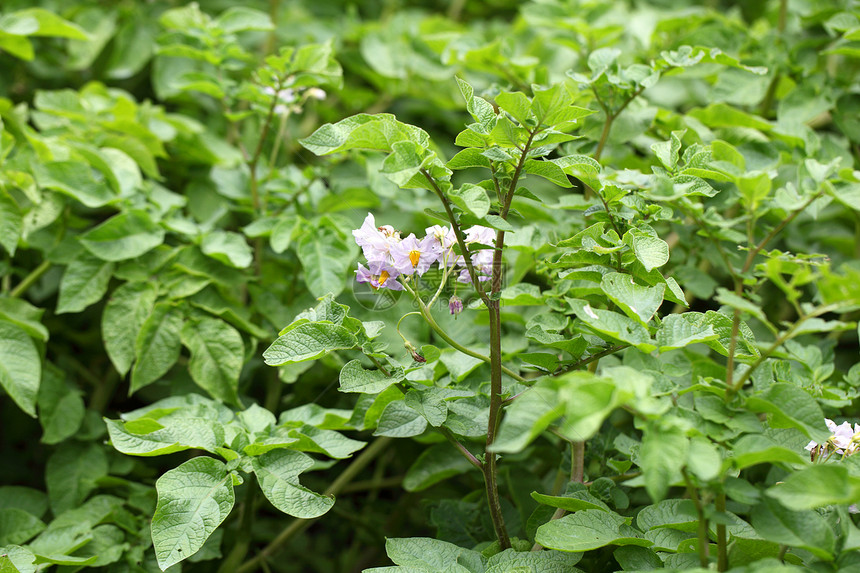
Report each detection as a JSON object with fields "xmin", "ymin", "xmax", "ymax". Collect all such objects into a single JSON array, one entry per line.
[
  {"xmin": 425, "ymin": 224, "xmax": 456, "ymax": 264},
  {"xmin": 389, "ymin": 233, "xmax": 438, "ymax": 276},
  {"xmin": 806, "ymin": 418, "xmax": 860, "ymax": 458},
  {"xmin": 353, "ymin": 213, "xmax": 400, "ymax": 264},
  {"xmin": 465, "ymin": 225, "xmax": 495, "ymax": 246},
  {"xmin": 355, "ymin": 261, "xmax": 403, "ymax": 291}
]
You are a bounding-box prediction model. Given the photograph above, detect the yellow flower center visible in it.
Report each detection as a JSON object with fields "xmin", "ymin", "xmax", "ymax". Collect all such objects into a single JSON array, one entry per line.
[
  {"xmin": 378, "ymin": 270, "xmax": 390, "ymax": 285},
  {"xmin": 409, "ymin": 250, "xmax": 421, "ymax": 268}
]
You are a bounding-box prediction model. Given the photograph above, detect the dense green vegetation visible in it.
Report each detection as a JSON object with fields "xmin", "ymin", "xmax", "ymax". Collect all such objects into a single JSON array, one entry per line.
[{"xmin": 2, "ymin": 1, "xmax": 860, "ymax": 572}]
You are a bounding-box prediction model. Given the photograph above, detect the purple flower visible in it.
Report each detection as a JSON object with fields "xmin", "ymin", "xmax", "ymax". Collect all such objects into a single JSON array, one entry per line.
[
  {"xmin": 389, "ymin": 233, "xmax": 439, "ymax": 276},
  {"xmin": 355, "ymin": 261, "xmax": 403, "ymax": 291},
  {"xmin": 353, "ymin": 213, "xmax": 400, "ymax": 264},
  {"xmin": 425, "ymin": 224, "xmax": 456, "ymax": 264},
  {"xmin": 449, "ymin": 295, "xmax": 463, "ymax": 315}
]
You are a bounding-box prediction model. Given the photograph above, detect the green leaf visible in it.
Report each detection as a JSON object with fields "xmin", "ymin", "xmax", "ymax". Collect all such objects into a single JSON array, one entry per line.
[
  {"xmin": 651, "ymin": 131, "xmax": 685, "ymax": 171},
  {"xmin": 263, "ymin": 322, "xmax": 357, "ymax": 366},
  {"xmin": 558, "ymin": 372, "xmax": 630, "ymax": 442},
  {"xmin": 102, "ymin": 282, "xmax": 158, "ymax": 376},
  {"xmin": 213, "ymin": 7, "xmax": 273, "ymax": 33},
  {"xmin": 766, "ymin": 464, "xmax": 860, "ymax": 510},
  {"xmin": 531, "ymin": 490, "xmax": 611, "ymax": 513},
  {"xmin": 31, "ymin": 161, "xmax": 115, "ymax": 208},
  {"xmin": 446, "ymin": 148, "xmax": 491, "ymax": 170},
  {"xmin": 535, "ymin": 509, "xmax": 651, "ymax": 552},
  {"xmin": 130, "ymin": 302, "xmax": 183, "ymax": 394},
  {"xmin": 287, "ymin": 425, "xmax": 365, "ymax": 459},
  {"xmin": 151, "ymin": 457, "xmax": 235, "ymax": 571},
  {"xmin": 745, "ymin": 384, "xmax": 830, "ymax": 443},
  {"xmin": 403, "ymin": 443, "xmax": 475, "ymax": 492},
  {"xmin": 0, "ymin": 189, "xmax": 22, "ymax": 256},
  {"xmin": 0, "ymin": 545, "xmax": 36, "ymax": 573},
  {"xmin": 495, "ymin": 91, "xmax": 533, "ymax": 126},
  {"xmin": 79, "ymin": 210, "xmax": 165, "ymax": 262},
  {"xmin": 385, "ymin": 536, "xmax": 484, "ymax": 572},
  {"xmin": 56, "ymin": 253, "xmax": 114, "ymax": 315},
  {"xmin": 251, "ymin": 450, "xmax": 333, "ymax": 518},
  {"xmin": 0, "ymin": 297, "xmax": 48, "ymax": 342},
  {"xmin": 296, "ymin": 228, "xmax": 354, "ymax": 298},
  {"xmin": 600, "ymin": 272, "xmax": 664, "ymax": 324},
  {"xmin": 339, "ymin": 360, "xmax": 405, "ymax": 394},
  {"xmin": 656, "ymin": 313, "xmax": 718, "ymax": 352},
  {"xmin": 449, "ymin": 184, "xmax": 491, "ymax": 218},
  {"xmin": 374, "ymin": 400, "xmax": 427, "ymax": 437},
  {"xmin": 201, "ymin": 231, "xmax": 253, "ymax": 269},
  {"xmin": 104, "ymin": 416, "xmax": 222, "ymax": 456},
  {"xmin": 0, "ymin": 321, "xmax": 40, "ymax": 417},
  {"xmin": 45, "ymin": 443, "xmax": 108, "ymax": 514},
  {"xmin": 531, "ymin": 84, "xmax": 593, "ymax": 127},
  {"xmin": 569, "ymin": 299, "xmax": 656, "ymax": 352},
  {"xmin": 37, "ymin": 365, "xmax": 84, "ymax": 445},
  {"xmin": 299, "ymin": 113, "xmax": 429, "ymax": 156},
  {"xmin": 628, "ymin": 230, "xmax": 669, "ymax": 272},
  {"xmin": 750, "ymin": 497, "xmax": 834, "ymax": 560},
  {"xmin": 731, "ymin": 434, "xmax": 808, "ymax": 470},
  {"xmin": 523, "ymin": 159, "xmax": 573, "ymax": 187},
  {"xmin": 0, "ymin": 509, "xmax": 45, "ymax": 546},
  {"xmin": 1, "ymin": 8, "xmax": 88, "ymax": 39},
  {"xmin": 491, "ymin": 378, "xmax": 565, "ymax": 453},
  {"xmin": 639, "ymin": 420, "xmax": 688, "ymax": 502},
  {"xmin": 180, "ymin": 318, "xmax": 243, "ymax": 406}
]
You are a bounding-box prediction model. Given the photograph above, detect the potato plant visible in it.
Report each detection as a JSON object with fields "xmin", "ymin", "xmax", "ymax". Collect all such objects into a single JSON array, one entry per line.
[{"xmin": 1, "ymin": 1, "xmax": 860, "ymax": 572}]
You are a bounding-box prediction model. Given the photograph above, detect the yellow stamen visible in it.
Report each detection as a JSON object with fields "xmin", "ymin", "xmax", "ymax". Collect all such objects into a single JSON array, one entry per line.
[
  {"xmin": 378, "ymin": 270, "xmax": 390, "ymax": 285},
  {"xmin": 409, "ymin": 251, "xmax": 421, "ymax": 268}
]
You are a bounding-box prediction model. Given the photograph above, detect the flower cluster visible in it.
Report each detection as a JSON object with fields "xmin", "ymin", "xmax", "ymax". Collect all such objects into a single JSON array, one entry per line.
[
  {"xmin": 352, "ymin": 213, "xmax": 495, "ymax": 292},
  {"xmin": 806, "ymin": 418, "xmax": 860, "ymax": 459},
  {"xmin": 263, "ymin": 84, "xmax": 326, "ymax": 115}
]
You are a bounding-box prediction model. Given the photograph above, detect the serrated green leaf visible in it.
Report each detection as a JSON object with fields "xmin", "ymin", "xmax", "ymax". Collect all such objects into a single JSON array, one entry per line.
[
  {"xmin": 151, "ymin": 456, "xmax": 235, "ymax": 570},
  {"xmin": 130, "ymin": 302, "xmax": 183, "ymax": 394},
  {"xmin": 374, "ymin": 400, "xmax": 427, "ymax": 437},
  {"xmin": 0, "ymin": 321, "xmax": 40, "ymax": 417},
  {"xmin": 629, "ymin": 230, "xmax": 669, "ymax": 272},
  {"xmin": 252, "ymin": 449, "xmax": 333, "ymax": 518}
]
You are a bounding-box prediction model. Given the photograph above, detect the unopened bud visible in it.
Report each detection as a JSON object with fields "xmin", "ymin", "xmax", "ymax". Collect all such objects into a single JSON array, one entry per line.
[
  {"xmin": 404, "ymin": 340, "xmax": 425, "ymax": 363},
  {"xmin": 449, "ymin": 295, "xmax": 463, "ymax": 316}
]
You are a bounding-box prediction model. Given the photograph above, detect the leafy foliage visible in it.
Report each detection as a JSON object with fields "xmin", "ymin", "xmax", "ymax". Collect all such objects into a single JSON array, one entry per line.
[{"xmin": 2, "ymin": 0, "xmax": 860, "ymax": 572}]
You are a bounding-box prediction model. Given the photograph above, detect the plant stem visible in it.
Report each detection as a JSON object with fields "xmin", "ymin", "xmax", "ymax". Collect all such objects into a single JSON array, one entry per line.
[
  {"xmin": 401, "ymin": 284, "xmax": 526, "ymax": 383},
  {"xmin": 10, "ymin": 260, "xmax": 50, "ymax": 299},
  {"xmin": 551, "ymin": 344, "xmax": 628, "ymax": 377},
  {"xmin": 439, "ymin": 426, "xmax": 483, "ymax": 470},
  {"xmin": 218, "ymin": 477, "xmax": 258, "ymax": 573},
  {"xmin": 235, "ymin": 437, "xmax": 392, "ymax": 573},
  {"xmin": 716, "ymin": 492, "xmax": 728, "ymax": 571},
  {"xmin": 683, "ymin": 469, "xmax": 710, "ymax": 568},
  {"xmin": 484, "ymin": 303, "xmax": 511, "ymax": 550}
]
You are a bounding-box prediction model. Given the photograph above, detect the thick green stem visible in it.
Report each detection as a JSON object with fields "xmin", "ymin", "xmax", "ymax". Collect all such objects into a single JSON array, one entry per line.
[
  {"xmin": 485, "ymin": 302, "xmax": 510, "ymax": 550},
  {"xmin": 235, "ymin": 437, "xmax": 392, "ymax": 573}
]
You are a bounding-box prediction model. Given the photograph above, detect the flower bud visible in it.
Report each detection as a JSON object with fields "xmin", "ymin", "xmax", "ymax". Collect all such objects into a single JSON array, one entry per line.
[
  {"xmin": 449, "ymin": 295, "xmax": 463, "ymax": 316},
  {"xmin": 404, "ymin": 340, "xmax": 425, "ymax": 363}
]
